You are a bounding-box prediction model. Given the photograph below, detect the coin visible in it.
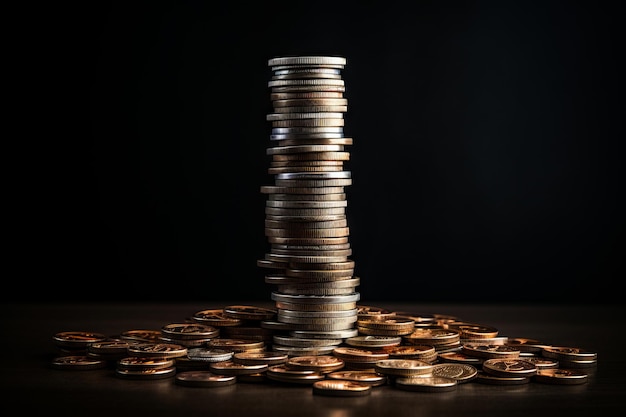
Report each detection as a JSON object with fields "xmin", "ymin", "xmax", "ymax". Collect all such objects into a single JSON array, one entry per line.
[
  {"xmin": 516, "ymin": 356, "xmax": 559, "ymax": 370},
  {"xmin": 116, "ymin": 356, "xmax": 175, "ymax": 370},
  {"xmin": 461, "ymin": 344, "xmax": 520, "ymax": 359},
  {"xmin": 186, "ymin": 348, "xmax": 234, "ymax": 363},
  {"xmin": 268, "ymin": 56, "xmax": 347, "ymax": 67},
  {"xmin": 431, "ymin": 363, "xmax": 478, "ymax": 383},
  {"xmin": 482, "ymin": 358, "xmax": 538, "ymax": 378},
  {"xmin": 127, "ymin": 343, "xmax": 188, "ymax": 359},
  {"xmin": 475, "ymin": 370, "xmax": 531, "ymax": 385},
  {"xmin": 266, "ymin": 364, "xmax": 326, "ymax": 384},
  {"xmin": 286, "ymin": 355, "xmax": 345, "ymax": 373},
  {"xmin": 403, "ymin": 328, "xmax": 461, "ymax": 346},
  {"xmin": 52, "ymin": 331, "xmax": 108, "ymax": 349},
  {"xmin": 174, "ymin": 371, "xmax": 237, "ymax": 388},
  {"xmin": 232, "ymin": 351, "xmax": 289, "ymax": 366},
  {"xmin": 160, "ymin": 323, "xmax": 220, "ymax": 339},
  {"xmin": 50, "ymin": 355, "xmax": 108, "ymax": 370},
  {"xmin": 395, "ymin": 376, "xmax": 458, "ymax": 392},
  {"xmin": 119, "ymin": 329, "xmax": 162, "ymax": 343},
  {"xmin": 505, "ymin": 337, "xmax": 550, "ymax": 353},
  {"xmin": 87, "ymin": 340, "xmax": 130, "ymax": 356},
  {"xmin": 190, "ymin": 309, "xmax": 244, "ymax": 326},
  {"xmin": 332, "ymin": 346, "xmax": 389, "ymax": 363},
  {"xmin": 312, "ymin": 380, "xmax": 372, "ymax": 396},
  {"xmin": 326, "ymin": 370, "xmax": 387, "ymax": 386},
  {"xmin": 533, "ymin": 368, "xmax": 589, "ymax": 385},
  {"xmin": 384, "ymin": 345, "xmax": 438, "ymax": 362},
  {"xmin": 206, "ymin": 338, "xmax": 265, "ymax": 352},
  {"xmin": 208, "ymin": 360, "xmax": 268, "ymax": 376},
  {"xmin": 115, "ymin": 367, "xmax": 176, "ymax": 380},
  {"xmin": 374, "ymin": 359, "xmax": 434, "ymax": 377},
  {"xmin": 446, "ymin": 323, "xmax": 499, "ymax": 339},
  {"xmin": 541, "ymin": 346, "xmax": 597, "ymax": 361},
  {"xmin": 223, "ymin": 305, "xmax": 277, "ymax": 321},
  {"xmin": 345, "ymin": 335, "xmax": 402, "ymax": 348},
  {"xmin": 437, "ymin": 351, "xmax": 483, "ymax": 366}
]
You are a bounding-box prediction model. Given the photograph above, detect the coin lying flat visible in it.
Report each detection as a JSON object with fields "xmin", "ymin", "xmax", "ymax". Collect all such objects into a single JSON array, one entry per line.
[
  {"xmin": 430, "ymin": 363, "xmax": 478, "ymax": 383},
  {"xmin": 232, "ymin": 351, "xmax": 289, "ymax": 366},
  {"xmin": 186, "ymin": 348, "xmax": 233, "ymax": 363},
  {"xmin": 266, "ymin": 364, "xmax": 326, "ymax": 384},
  {"xmin": 326, "ymin": 370, "xmax": 387, "ymax": 386},
  {"xmin": 516, "ymin": 356, "xmax": 559, "ymax": 370},
  {"xmin": 52, "ymin": 331, "xmax": 108, "ymax": 349},
  {"xmin": 541, "ymin": 346, "xmax": 597, "ymax": 361},
  {"xmin": 312, "ymin": 380, "xmax": 372, "ymax": 396},
  {"xmin": 208, "ymin": 360, "xmax": 268, "ymax": 376},
  {"xmin": 116, "ymin": 356, "xmax": 175, "ymax": 371},
  {"xmin": 223, "ymin": 305, "xmax": 278, "ymax": 321},
  {"xmin": 533, "ymin": 368, "xmax": 588, "ymax": 385},
  {"xmin": 482, "ymin": 358, "xmax": 537, "ymax": 378},
  {"xmin": 437, "ymin": 351, "xmax": 483, "ymax": 366},
  {"xmin": 475, "ymin": 370, "xmax": 531, "ymax": 385},
  {"xmin": 285, "ymin": 355, "xmax": 345, "ymax": 373},
  {"xmin": 51, "ymin": 355, "xmax": 108, "ymax": 370},
  {"xmin": 190, "ymin": 309, "xmax": 243, "ymax": 327},
  {"xmin": 461, "ymin": 344, "xmax": 520, "ymax": 359},
  {"xmin": 175, "ymin": 371, "xmax": 237, "ymax": 387},
  {"xmin": 119, "ymin": 329, "xmax": 162, "ymax": 343},
  {"xmin": 505, "ymin": 338, "xmax": 550, "ymax": 353},
  {"xmin": 160, "ymin": 323, "xmax": 220, "ymax": 340},
  {"xmin": 115, "ymin": 366, "xmax": 176, "ymax": 380},
  {"xmin": 127, "ymin": 343, "xmax": 188, "ymax": 359},
  {"xmin": 394, "ymin": 376, "xmax": 458, "ymax": 392},
  {"xmin": 345, "ymin": 335, "xmax": 402, "ymax": 348},
  {"xmin": 374, "ymin": 359, "xmax": 433, "ymax": 377}
]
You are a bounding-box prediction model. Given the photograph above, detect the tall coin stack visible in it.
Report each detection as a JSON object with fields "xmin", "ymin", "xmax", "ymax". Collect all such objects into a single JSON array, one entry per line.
[{"xmin": 258, "ymin": 56, "xmax": 360, "ymax": 355}]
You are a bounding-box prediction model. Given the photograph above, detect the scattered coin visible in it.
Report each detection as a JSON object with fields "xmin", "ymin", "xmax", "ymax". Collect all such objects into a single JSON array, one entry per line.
[
  {"xmin": 312, "ymin": 379, "xmax": 372, "ymax": 396},
  {"xmin": 115, "ymin": 366, "xmax": 176, "ymax": 380},
  {"xmin": 326, "ymin": 370, "xmax": 387, "ymax": 386},
  {"xmin": 374, "ymin": 359, "xmax": 434, "ymax": 377},
  {"xmin": 174, "ymin": 371, "xmax": 237, "ymax": 388},
  {"xmin": 482, "ymin": 358, "xmax": 537, "ymax": 378},
  {"xmin": 395, "ymin": 376, "xmax": 458, "ymax": 392},
  {"xmin": 50, "ymin": 355, "xmax": 108, "ymax": 370},
  {"xmin": 533, "ymin": 368, "xmax": 589, "ymax": 385},
  {"xmin": 52, "ymin": 331, "xmax": 108, "ymax": 350},
  {"xmin": 431, "ymin": 363, "xmax": 478, "ymax": 383},
  {"xmin": 475, "ymin": 370, "xmax": 531, "ymax": 385}
]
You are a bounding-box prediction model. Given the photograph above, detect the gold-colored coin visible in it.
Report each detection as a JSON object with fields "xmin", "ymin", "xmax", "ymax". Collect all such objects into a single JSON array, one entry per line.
[
  {"xmin": 374, "ymin": 359, "xmax": 433, "ymax": 377},
  {"xmin": 395, "ymin": 376, "xmax": 457, "ymax": 392},
  {"xmin": 461, "ymin": 344, "xmax": 520, "ymax": 359},
  {"xmin": 312, "ymin": 380, "xmax": 372, "ymax": 396},
  {"xmin": 431, "ymin": 363, "xmax": 478, "ymax": 383},
  {"xmin": 482, "ymin": 358, "xmax": 537, "ymax": 378}
]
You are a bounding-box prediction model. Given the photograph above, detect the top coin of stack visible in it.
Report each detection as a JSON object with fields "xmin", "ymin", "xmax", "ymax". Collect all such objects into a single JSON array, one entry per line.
[{"xmin": 258, "ymin": 56, "xmax": 359, "ymax": 351}]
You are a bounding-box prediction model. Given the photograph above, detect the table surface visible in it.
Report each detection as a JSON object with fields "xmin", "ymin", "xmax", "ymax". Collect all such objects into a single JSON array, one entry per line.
[{"xmin": 2, "ymin": 301, "xmax": 623, "ymax": 417}]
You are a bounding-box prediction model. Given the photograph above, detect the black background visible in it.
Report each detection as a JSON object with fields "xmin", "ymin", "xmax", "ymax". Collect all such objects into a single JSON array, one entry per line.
[{"xmin": 14, "ymin": 0, "xmax": 624, "ymax": 304}]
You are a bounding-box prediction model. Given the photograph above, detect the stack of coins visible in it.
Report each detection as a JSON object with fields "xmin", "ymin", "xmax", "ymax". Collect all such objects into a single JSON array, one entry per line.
[{"xmin": 258, "ymin": 56, "xmax": 360, "ymax": 352}]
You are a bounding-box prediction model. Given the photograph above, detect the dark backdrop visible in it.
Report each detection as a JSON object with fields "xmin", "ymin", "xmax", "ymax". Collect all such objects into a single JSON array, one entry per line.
[{"xmin": 15, "ymin": 0, "xmax": 624, "ymax": 304}]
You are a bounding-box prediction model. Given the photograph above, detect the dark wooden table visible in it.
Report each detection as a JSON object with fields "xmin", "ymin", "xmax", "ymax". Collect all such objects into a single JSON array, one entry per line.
[{"xmin": 3, "ymin": 301, "xmax": 623, "ymax": 417}]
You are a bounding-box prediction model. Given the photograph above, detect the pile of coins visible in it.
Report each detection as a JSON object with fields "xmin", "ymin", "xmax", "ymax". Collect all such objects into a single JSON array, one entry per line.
[
  {"xmin": 257, "ymin": 56, "xmax": 360, "ymax": 353},
  {"xmin": 50, "ymin": 303, "xmax": 598, "ymax": 395}
]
